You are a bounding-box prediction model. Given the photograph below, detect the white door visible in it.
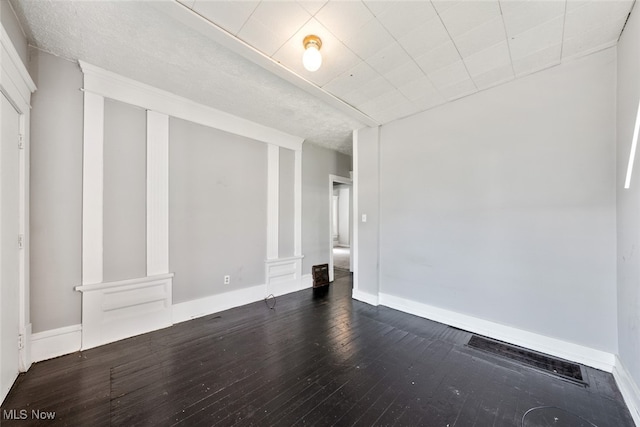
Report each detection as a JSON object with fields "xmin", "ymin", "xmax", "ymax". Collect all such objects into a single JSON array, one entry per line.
[{"xmin": 1, "ymin": 93, "xmax": 21, "ymax": 403}]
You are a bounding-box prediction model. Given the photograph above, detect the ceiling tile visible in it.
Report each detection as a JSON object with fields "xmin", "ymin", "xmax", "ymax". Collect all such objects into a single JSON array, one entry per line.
[
  {"xmin": 471, "ymin": 64, "xmax": 515, "ymax": 91},
  {"xmin": 177, "ymin": 0, "xmax": 195, "ymax": 8},
  {"xmin": 354, "ymin": 76, "xmax": 396, "ymax": 104},
  {"xmin": 562, "ymin": 16, "xmax": 626, "ymax": 60},
  {"xmin": 438, "ymin": 1, "xmax": 501, "ymax": 38},
  {"xmin": 427, "ymin": 60, "xmax": 470, "ymax": 89},
  {"xmin": 191, "ymin": 0, "xmax": 259, "ymax": 35},
  {"xmin": 439, "ymin": 78, "xmax": 478, "ymax": 101},
  {"xmin": 315, "ymin": 0, "xmax": 375, "ymax": 41},
  {"xmin": 376, "ymin": 1, "xmax": 438, "ymax": 40},
  {"xmin": 512, "ymin": 43, "xmax": 561, "ymax": 77},
  {"xmin": 500, "ymin": 1, "xmax": 566, "ymax": 37},
  {"xmin": 247, "ymin": 1, "xmax": 311, "ymax": 40},
  {"xmin": 564, "ymin": 0, "xmax": 633, "ymax": 39},
  {"xmin": 362, "ymin": 0, "xmax": 395, "ymax": 17},
  {"xmin": 339, "ymin": 89, "xmax": 372, "ymax": 109},
  {"xmin": 366, "ymin": 42, "xmax": 413, "ymax": 75},
  {"xmin": 335, "ymin": 75, "xmax": 396, "ymax": 108},
  {"xmin": 463, "ymin": 41, "xmax": 511, "ymax": 77},
  {"xmin": 432, "ymin": 1, "xmax": 461, "ymax": 15},
  {"xmin": 397, "ymin": 17, "xmax": 450, "ymax": 58},
  {"xmin": 342, "ymin": 17, "xmax": 395, "ymax": 60},
  {"xmin": 297, "ymin": 0, "xmax": 328, "ymax": 16},
  {"xmin": 508, "ymin": 16, "xmax": 564, "ymax": 61},
  {"xmin": 272, "ymin": 18, "xmax": 360, "ymax": 87},
  {"xmin": 413, "ymin": 92, "xmax": 447, "ymax": 112},
  {"xmin": 453, "ymin": 15, "xmax": 506, "ymax": 58},
  {"xmin": 415, "ymin": 41, "xmax": 462, "ymax": 75},
  {"xmin": 566, "ymin": 1, "xmax": 590, "ymax": 12},
  {"xmin": 373, "ymin": 101, "xmax": 419, "ymax": 124},
  {"xmin": 358, "ymin": 90, "xmax": 409, "ymax": 114},
  {"xmin": 397, "ymin": 77, "xmax": 439, "ymax": 101},
  {"xmin": 237, "ymin": 19, "xmax": 288, "ymax": 57},
  {"xmin": 383, "ymin": 60, "xmax": 426, "ymax": 88},
  {"xmin": 323, "ymin": 61, "xmax": 381, "ymax": 95}
]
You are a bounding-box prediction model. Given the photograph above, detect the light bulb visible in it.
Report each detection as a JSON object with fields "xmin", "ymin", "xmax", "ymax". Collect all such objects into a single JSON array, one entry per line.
[{"xmin": 303, "ymin": 45, "xmax": 322, "ymax": 72}]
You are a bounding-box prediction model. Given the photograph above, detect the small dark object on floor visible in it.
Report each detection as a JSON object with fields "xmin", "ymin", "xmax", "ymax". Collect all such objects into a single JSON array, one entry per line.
[
  {"xmin": 312, "ymin": 285, "xmax": 330, "ymax": 298},
  {"xmin": 468, "ymin": 335, "xmax": 585, "ymax": 383},
  {"xmin": 264, "ymin": 294, "xmax": 276, "ymax": 309},
  {"xmin": 312, "ymin": 263, "xmax": 329, "ymax": 288}
]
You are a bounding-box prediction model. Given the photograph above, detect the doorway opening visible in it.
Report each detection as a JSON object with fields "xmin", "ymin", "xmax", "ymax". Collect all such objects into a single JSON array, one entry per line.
[{"xmin": 329, "ymin": 174, "xmax": 352, "ymax": 282}]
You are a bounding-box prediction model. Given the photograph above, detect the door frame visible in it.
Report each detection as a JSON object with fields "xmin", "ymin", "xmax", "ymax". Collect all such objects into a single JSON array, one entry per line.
[
  {"xmin": 0, "ymin": 25, "xmax": 36, "ymax": 386},
  {"xmin": 328, "ymin": 174, "xmax": 352, "ymax": 282}
]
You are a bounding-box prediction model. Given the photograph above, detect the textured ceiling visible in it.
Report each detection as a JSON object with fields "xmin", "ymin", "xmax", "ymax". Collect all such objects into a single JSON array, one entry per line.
[
  {"xmin": 10, "ymin": 0, "xmax": 636, "ymax": 155},
  {"xmin": 10, "ymin": 0, "xmax": 365, "ymax": 154}
]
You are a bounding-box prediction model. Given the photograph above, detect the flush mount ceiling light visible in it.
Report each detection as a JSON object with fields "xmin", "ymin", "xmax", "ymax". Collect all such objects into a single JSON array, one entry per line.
[{"xmin": 302, "ymin": 35, "xmax": 322, "ymax": 72}]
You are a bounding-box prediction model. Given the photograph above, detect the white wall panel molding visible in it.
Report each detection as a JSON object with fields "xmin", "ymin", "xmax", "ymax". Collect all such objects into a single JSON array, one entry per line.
[
  {"xmin": 265, "ymin": 256, "xmax": 305, "ymax": 297},
  {"xmin": 301, "ymin": 274, "xmax": 312, "ymax": 289},
  {"xmin": 78, "ymin": 61, "xmax": 303, "ymax": 150},
  {"xmin": 352, "ymin": 130, "xmax": 360, "ymax": 293},
  {"xmin": 75, "ymin": 274, "xmax": 173, "ymax": 350},
  {"xmin": 0, "ymin": 25, "xmax": 36, "ymax": 110},
  {"xmin": 613, "ymin": 356, "xmax": 640, "ymax": 426},
  {"xmin": 146, "ymin": 111, "xmax": 169, "ymax": 276},
  {"xmin": 294, "ymin": 149, "xmax": 302, "ymax": 256},
  {"xmin": 267, "ymin": 144, "xmax": 280, "ymax": 260},
  {"xmin": 265, "ymin": 143, "xmax": 305, "ymax": 296},
  {"xmin": 81, "ymin": 91, "xmax": 104, "ymax": 285},
  {"xmin": 1, "ymin": 23, "xmax": 36, "ymax": 373},
  {"xmin": 172, "ymin": 284, "xmax": 266, "ymax": 324},
  {"xmin": 378, "ymin": 292, "xmax": 616, "ymax": 373},
  {"xmin": 31, "ymin": 324, "xmax": 81, "ymax": 363}
]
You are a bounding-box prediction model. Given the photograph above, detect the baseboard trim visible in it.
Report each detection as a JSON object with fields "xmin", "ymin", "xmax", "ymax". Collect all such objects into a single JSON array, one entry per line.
[
  {"xmin": 19, "ymin": 323, "xmax": 32, "ymax": 372},
  {"xmin": 31, "ymin": 324, "xmax": 82, "ymax": 363},
  {"xmin": 301, "ymin": 274, "xmax": 312, "ymax": 289},
  {"xmin": 265, "ymin": 257, "xmax": 305, "ymax": 297},
  {"xmin": 613, "ymin": 356, "xmax": 640, "ymax": 426},
  {"xmin": 172, "ymin": 284, "xmax": 266, "ymax": 324},
  {"xmin": 378, "ymin": 292, "xmax": 615, "ymax": 372},
  {"xmin": 76, "ymin": 274, "xmax": 173, "ymax": 350},
  {"xmin": 270, "ymin": 278, "xmax": 310, "ymax": 297},
  {"xmin": 30, "ymin": 281, "xmax": 313, "ymax": 363},
  {"xmin": 352, "ymin": 289, "xmax": 379, "ymax": 306}
]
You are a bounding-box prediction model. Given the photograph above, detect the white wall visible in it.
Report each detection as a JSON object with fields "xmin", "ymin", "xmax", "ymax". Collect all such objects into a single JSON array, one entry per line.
[
  {"xmin": 169, "ymin": 117, "xmax": 267, "ymax": 303},
  {"xmin": 354, "ymin": 127, "xmax": 380, "ymax": 300},
  {"xmin": 103, "ymin": 98, "xmax": 147, "ymax": 282},
  {"xmin": 338, "ymin": 185, "xmax": 350, "ymax": 246},
  {"xmin": 359, "ymin": 48, "xmax": 618, "ymax": 355},
  {"xmin": 27, "ymin": 50, "xmax": 309, "ymax": 339},
  {"xmin": 29, "ymin": 49, "xmax": 83, "ymax": 333},
  {"xmin": 616, "ymin": 2, "xmax": 640, "ymax": 420},
  {"xmin": 279, "ymin": 148, "xmax": 295, "ymax": 258}
]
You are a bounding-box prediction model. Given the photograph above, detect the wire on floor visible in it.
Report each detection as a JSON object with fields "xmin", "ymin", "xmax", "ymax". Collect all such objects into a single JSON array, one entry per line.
[{"xmin": 264, "ymin": 294, "xmax": 276, "ymax": 310}]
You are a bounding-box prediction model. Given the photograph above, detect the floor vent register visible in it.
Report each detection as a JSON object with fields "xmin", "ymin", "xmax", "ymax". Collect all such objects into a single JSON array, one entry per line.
[{"xmin": 467, "ymin": 335, "xmax": 586, "ymax": 385}]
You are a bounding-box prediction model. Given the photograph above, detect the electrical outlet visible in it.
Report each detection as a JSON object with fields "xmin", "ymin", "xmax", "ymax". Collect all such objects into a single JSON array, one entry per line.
[{"xmin": 224, "ymin": 275, "xmax": 230, "ymax": 285}]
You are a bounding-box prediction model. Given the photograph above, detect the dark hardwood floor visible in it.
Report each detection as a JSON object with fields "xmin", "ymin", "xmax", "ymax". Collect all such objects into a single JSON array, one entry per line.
[{"xmin": 1, "ymin": 269, "xmax": 634, "ymax": 426}]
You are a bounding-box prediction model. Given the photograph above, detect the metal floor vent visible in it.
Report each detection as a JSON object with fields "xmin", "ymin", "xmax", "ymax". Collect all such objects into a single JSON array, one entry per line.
[{"xmin": 467, "ymin": 335, "xmax": 586, "ymax": 385}]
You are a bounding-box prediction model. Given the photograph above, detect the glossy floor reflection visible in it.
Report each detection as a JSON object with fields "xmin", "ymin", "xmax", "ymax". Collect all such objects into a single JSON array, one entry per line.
[{"xmin": 1, "ymin": 271, "xmax": 634, "ymax": 426}]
